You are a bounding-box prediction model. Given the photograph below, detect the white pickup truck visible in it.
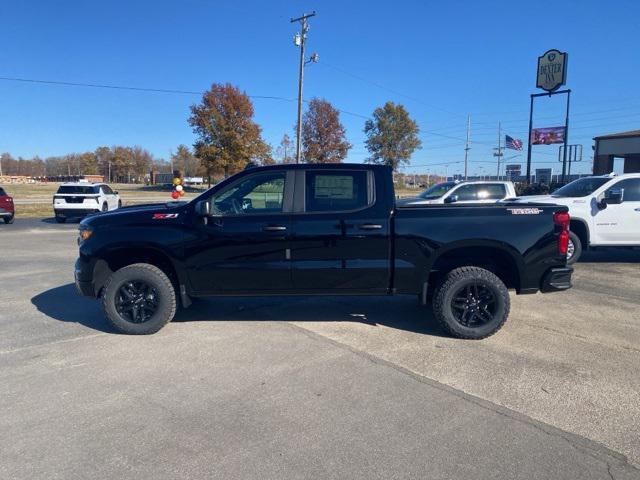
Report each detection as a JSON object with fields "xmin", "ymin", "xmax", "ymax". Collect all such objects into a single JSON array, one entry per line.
[
  {"xmin": 398, "ymin": 180, "xmax": 517, "ymax": 205},
  {"xmin": 510, "ymin": 173, "xmax": 640, "ymax": 263}
]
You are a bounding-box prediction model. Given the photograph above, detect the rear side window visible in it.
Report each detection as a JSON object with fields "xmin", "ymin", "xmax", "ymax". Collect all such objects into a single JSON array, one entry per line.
[
  {"xmin": 609, "ymin": 179, "xmax": 640, "ymax": 202},
  {"xmin": 56, "ymin": 185, "xmax": 99, "ymax": 194},
  {"xmin": 305, "ymin": 171, "xmax": 370, "ymax": 212},
  {"xmin": 101, "ymin": 185, "xmax": 113, "ymax": 195},
  {"xmin": 476, "ymin": 184, "xmax": 506, "ymax": 200},
  {"xmin": 0, "ymin": 187, "xmax": 6, "ymax": 196}
]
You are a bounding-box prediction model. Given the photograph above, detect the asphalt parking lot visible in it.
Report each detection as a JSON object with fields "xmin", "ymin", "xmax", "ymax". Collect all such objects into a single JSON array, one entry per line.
[{"xmin": 1, "ymin": 218, "xmax": 640, "ymax": 479}]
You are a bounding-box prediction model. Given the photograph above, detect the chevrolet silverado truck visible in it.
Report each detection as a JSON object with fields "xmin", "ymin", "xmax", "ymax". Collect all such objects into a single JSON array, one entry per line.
[
  {"xmin": 75, "ymin": 163, "xmax": 572, "ymax": 339},
  {"xmin": 509, "ymin": 173, "xmax": 640, "ymax": 264}
]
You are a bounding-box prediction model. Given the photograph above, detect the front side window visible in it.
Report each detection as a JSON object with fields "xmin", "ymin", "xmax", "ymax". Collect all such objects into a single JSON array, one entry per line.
[
  {"xmin": 209, "ymin": 172, "xmax": 285, "ymax": 215},
  {"xmin": 305, "ymin": 171, "xmax": 370, "ymax": 212},
  {"xmin": 552, "ymin": 177, "xmax": 610, "ymax": 198},
  {"xmin": 419, "ymin": 182, "xmax": 456, "ymax": 200},
  {"xmin": 452, "ymin": 184, "xmax": 478, "ymax": 201},
  {"xmin": 607, "ymin": 179, "xmax": 640, "ymax": 202}
]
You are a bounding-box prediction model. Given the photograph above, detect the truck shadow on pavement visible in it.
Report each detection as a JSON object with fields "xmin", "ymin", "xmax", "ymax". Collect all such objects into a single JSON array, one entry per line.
[
  {"xmin": 31, "ymin": 284, "xmax": 448, "ymax": 337},
  {"xmin": 31, "ymin": 284, "xmax": 115, "ymax": 333},
  {"xmin": 578, "ymin": 249, "xmax": 640, "ymax": 263}
]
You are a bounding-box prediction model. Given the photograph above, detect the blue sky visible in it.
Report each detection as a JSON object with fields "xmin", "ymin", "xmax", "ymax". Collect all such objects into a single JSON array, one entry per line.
[{"xmin": 1, "ymin": 0, "xmax": 639, "ymax": 176}]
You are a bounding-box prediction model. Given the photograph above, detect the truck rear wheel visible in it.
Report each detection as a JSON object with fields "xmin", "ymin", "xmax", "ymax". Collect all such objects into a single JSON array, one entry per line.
[
  {"xmin": 432, "ymin": 267, "xmax": 510, "ymax": 340},
  {"xmin": 566, "ymin": 231, "xmax": 582, "ymax": 265},
  {"xmin": 101, "ymin": 263, "xmax": 176, "ymax": 334}
]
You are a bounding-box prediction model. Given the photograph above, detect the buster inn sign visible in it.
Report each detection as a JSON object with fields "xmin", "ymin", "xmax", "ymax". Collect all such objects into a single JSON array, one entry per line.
[{"xmin": 536, "ymin": 49, "xmax": 567, "ymax": 92}]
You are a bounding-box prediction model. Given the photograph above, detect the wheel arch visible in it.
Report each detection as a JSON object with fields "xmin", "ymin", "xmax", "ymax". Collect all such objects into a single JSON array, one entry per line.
[
  {"xmin": 427, "ymin": 242, "xmax": 523, "ymax": 297},
  {"xmin": 569, "ymin": 218, "xmax": 589, "ymax": 248},
  {"xmin": 93, "ymin": 245, "xmax": 190, "ymax": 306}
]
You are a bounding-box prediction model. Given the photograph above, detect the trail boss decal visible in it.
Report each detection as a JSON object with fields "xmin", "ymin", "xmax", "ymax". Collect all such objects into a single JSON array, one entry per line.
[
  {"xmin": 152, "ymin": 213, "xmax": 179, "ymax": 219},
  {"xmin": 507, "ymin": 208, "xmax": 543, "ymax": 215}
]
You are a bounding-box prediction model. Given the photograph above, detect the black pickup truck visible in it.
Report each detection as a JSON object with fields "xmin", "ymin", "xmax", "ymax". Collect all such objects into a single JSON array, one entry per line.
[{"xmin": 75, "ymin": 163, "xmax": 572, "ymax": 339}]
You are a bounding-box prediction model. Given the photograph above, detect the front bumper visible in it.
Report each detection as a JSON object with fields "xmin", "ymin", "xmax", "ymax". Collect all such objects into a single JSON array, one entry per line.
[
  {"xmin": 75, "ymin": 257, "xmax": 94, "ymax": 296},
  {"xmin": 540, "ymin": 267, "xmax": 573, "ymax": 292}
]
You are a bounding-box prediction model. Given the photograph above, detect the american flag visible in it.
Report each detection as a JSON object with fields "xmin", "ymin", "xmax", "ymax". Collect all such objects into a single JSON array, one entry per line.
[{"xmin": 505, "ymin": 135, "xmax": 523, "ymax": 150}]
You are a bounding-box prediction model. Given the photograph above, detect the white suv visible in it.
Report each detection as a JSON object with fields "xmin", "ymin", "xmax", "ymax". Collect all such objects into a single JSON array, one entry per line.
[
  {"xmin": 398, "ymin": 180, "xmax": 517, "ymax": 205},
  {"xmin": 53, "ymin": 182, "xmax": 121, "ymax": 223},
  {"xmin": 511, "ymin": 173, "xmax": 640, "ymax": 263}
]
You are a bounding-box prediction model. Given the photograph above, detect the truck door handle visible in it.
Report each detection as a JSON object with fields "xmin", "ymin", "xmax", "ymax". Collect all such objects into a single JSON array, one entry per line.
[
  {"xmin": 262, "ymin": 225, "xmax": 287, "ymax": 231},
  {"xmin": 359, "ymin": 224, "xmax": 383, "ymax": 230}
]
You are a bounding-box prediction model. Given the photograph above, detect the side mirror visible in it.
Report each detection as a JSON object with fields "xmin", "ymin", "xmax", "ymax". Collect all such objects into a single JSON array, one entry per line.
[
  {"xmin": 194, "ymin": 200, "xmax": 211, "ymax": 216},
  {"xmin": 604, "ymin": 188, "xmax": 624, "ymax": 205},
  {"xmin": 114, "ymin": 191, "xmax": 119, "ymax": 195},
  {"xmin": 444, "ymin": 195, "xmax": 458, "ymax": 204}
]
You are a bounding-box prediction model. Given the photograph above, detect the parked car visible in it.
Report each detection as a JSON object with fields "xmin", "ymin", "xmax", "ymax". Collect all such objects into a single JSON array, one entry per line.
[
  {"xmin": 0, "ymin": 187, "xmax": 15, "ymax": 224},
  {"xmin": 53, "ymin": 181, "xmax": 121, "ymax": 223},
  {"xmin": 398, "ymin": 180, "xmax": 517, "ymax": 205},
  {"xmin": 509, "ymin": 173, "xmax": 640, "ymax": 264},
  {"xmin": 75, "ymin": 164, "xmax": 572, "ymax": 339}
]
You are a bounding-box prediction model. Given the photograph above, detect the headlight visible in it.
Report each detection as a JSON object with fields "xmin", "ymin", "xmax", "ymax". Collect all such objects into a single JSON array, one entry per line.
[{"xmin": 78, "ymin": 227, "xmax": 93, "ymax": 243}]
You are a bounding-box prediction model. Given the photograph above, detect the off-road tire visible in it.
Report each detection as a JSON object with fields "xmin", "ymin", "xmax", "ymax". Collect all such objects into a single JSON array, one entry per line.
[
  {"xmin": 432, "ymin": 266, "xmax": 510, "ymax": 340},
  {"xmin": 566, "ymin": 231, "xmax": 582, "ymax": 265},
  {"xmin": 102, "ymin": 263, "xmax": 176, "ymax": 334}
]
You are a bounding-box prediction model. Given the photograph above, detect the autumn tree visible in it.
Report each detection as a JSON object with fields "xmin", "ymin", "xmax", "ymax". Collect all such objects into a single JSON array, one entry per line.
[
  {"xmin": 301, "ymin": 98, "xmax": 351, "ymax": 164},
  {"xmin": 188, "ymin": 83, "xmax": 270, "ymax": 180},
  {"xmin": 171, "ymin": 145, "xmax": 200, "ymax": 177},
  {"xmin": 276, "ymin": 134, "xmax": 294, "ymax": 164},
  {"xmin": 364, "ymin": 101, "xmax": 422, "ymax": 171}
]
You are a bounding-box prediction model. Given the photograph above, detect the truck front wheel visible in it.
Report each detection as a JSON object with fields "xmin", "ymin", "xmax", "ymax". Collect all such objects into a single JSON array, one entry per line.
[
  {"xmin": 101, "ymin": 263, "xmax": 176, "ymax": 334},
  {"xmin": 566, "ymin": 231, "xmax": 582, "ymax": 265},
  {"xmin": 432, "ymin": 267, "xmax": 510, "ymax": 340}
]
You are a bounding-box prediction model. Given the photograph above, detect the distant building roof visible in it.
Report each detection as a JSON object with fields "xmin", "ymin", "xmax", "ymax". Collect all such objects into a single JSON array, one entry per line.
[{"xmin": 593, "ymin": 129, "xmax": 640, "ymax": 140}]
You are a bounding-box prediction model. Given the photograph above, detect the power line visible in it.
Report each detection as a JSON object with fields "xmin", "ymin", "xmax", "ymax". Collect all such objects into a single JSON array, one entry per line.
[{"xmin": 0, "ymin": 75, "xmax": 294, "ymax": 101}]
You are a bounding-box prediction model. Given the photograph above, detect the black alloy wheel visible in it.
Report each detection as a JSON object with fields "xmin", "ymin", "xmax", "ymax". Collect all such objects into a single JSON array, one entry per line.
[
  {"xmin": 115, "ymin": 281, "xmax": 159, "ymax": 324},
  {"xmin": 432, "ymin": 266, "xmax": 510, "ymax": 339},
  {"xmin": 102, "ymin": 263, "xmax": 176, "ymax": 334},
  {"xmin": 450, "ymin": 282, "xmax": 496, "ymax": 327}
]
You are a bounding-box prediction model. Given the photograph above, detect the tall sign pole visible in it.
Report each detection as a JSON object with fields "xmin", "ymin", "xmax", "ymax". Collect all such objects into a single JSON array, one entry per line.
[
  {"xmin": 526, "ymin": 95, "xmax": 534, "ymax": 183},
  {"xmin": 561, "ymin": 90, "xmax": 571, "ymax": 182},
  {"xmin": 526, "ymin": 49, "xmax": 569, "ymax": 184},
  {"xmin": 291, "ymin": 12, "xmax": 316, "ymax": 164}
]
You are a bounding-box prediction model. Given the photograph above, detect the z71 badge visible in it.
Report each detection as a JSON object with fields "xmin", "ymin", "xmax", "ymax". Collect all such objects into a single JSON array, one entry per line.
[
  {"xmin": 152, "ymin": 213, "xmax": 179, "ymax": 219},
  {"xmin": 507, "ymin": 208, "xmax": 543, "ymax": 215}
]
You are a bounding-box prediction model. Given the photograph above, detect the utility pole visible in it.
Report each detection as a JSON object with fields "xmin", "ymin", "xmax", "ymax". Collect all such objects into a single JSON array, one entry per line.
[
  {"xmin": 291, "ymin": 11, "xmax": 316, "ymax": 164},
  {"xmin": 493, "ymin": 122, "xmax": 503, "ymax": 180},
  {"xmin": 463, "ymin": 115, "xmax": 471, "ymax": 180}
]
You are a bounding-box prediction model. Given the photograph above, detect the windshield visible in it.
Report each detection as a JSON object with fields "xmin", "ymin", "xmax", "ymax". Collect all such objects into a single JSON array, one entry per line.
[
  {"xmin": 552, "ymin": 177, "xmax": 610, "ymax": 198},
  {"xmin": 56, "ymin": 185, "xmax": 99, "ymax": 194},
  {"xmin": 418, "ymin": 182, "xmax": 456, "ymax": 200}
]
